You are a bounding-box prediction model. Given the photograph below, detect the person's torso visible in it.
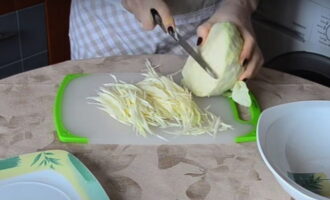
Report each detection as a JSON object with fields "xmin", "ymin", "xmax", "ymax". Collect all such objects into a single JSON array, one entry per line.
[{"xmin": 69, "ymin": 0, "xmax": 222, "ymax": 59}]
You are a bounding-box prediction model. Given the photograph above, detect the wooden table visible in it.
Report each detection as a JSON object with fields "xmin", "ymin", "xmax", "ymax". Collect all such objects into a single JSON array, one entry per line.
[{"xmin": 1, "ymin": 55, "xmax": 329, "ymax": 200}]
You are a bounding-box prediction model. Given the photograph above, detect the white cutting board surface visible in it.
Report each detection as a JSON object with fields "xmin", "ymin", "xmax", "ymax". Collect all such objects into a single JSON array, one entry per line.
[{"xmin": 60, "ymin": 73, "xmax": 252, "ymax": 144}]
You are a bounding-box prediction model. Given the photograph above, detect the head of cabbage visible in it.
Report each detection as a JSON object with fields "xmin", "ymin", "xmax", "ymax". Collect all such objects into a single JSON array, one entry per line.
[{"xmin": 182, "ymin": 22, "xmax": 251, "ymax": 107}]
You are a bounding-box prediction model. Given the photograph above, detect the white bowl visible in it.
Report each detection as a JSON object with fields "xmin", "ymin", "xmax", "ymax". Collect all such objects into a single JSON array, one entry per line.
[{"xmin": 257, "ymin": 101, "xmax": 330, "ymax": 200}]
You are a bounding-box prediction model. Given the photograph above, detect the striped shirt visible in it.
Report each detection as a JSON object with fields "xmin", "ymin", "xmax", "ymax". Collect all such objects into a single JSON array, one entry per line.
[{"xmin": 69, "ymin": 0, "xmax": 220, "ymax": 60}]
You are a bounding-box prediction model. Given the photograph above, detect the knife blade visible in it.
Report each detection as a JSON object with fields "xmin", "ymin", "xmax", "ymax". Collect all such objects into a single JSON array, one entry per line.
[
  {"xmin": 168, "ymin": 31, "xmax": 218, "ymax": 78},
  {"xmin": 150, "ymin": 9, "xmax": 218, "ymax": 79}
]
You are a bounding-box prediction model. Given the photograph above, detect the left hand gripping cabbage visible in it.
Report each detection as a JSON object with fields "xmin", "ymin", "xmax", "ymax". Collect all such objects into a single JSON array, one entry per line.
[{"xmin": 182, "ymin": 22, "xmax": 251, "ymax": 107}]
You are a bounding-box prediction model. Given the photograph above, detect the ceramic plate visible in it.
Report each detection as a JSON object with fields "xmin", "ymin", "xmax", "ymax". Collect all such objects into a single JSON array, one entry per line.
[{"xmin": 0, "ymin": 150, "xmax": 109, "ymax": 200}]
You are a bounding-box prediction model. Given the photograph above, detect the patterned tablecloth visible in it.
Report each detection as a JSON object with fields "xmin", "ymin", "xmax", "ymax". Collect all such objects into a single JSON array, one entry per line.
[{"xmin": 1, "ymin": 55, "xmax": 330, "ymax": 200}]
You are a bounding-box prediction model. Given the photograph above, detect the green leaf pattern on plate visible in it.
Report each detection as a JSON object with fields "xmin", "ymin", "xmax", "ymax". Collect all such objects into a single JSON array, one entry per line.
[
  {"xmin": 30, "ymin": 151, "xmax": 61, "ymax": 169},
  {"xmin": 0, "ymin": 156, "xmax": 21, "ymax": 170},
  {"xmin": 68, "ymin": 153, "xmax": 93, "ymax": 182}
]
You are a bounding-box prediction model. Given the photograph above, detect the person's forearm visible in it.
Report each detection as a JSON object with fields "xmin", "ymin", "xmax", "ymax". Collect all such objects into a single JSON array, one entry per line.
[
  {"xmin": 220, "ymin": 0, "xmax": 259, "ymax": 14},
  {"xmin": 247, "ymin": 0, "xmax": 260, "ymax": 11}
]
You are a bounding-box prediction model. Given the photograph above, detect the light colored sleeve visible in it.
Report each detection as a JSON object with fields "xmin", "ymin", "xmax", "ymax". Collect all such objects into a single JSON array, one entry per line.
[{"xmin": 220, "ymin": 0, "xmax": 260, "ymax": 13}]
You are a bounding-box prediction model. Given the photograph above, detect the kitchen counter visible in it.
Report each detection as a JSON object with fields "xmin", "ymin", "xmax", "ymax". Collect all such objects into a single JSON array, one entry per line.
[{"xmin": 1, "ymin": 55, "xmax": 330, "ymax": 200}]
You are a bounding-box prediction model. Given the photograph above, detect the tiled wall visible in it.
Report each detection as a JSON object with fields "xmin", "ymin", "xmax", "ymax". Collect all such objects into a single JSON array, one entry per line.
[{"xmin": 0, "ymin": 3, "xmax": 48, "ymax": 79}]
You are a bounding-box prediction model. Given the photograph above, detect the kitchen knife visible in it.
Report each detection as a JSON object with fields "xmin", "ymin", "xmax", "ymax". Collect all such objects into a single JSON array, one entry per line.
[{"xmin": 150, "ymin": 9, "xmax": 218, "ymax": 79}]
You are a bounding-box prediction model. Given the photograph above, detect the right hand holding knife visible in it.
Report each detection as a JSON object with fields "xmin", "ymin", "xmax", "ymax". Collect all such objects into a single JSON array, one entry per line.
[{"xmin": 121, "ymin": 0, "xmax": 175, "ymax": 32}]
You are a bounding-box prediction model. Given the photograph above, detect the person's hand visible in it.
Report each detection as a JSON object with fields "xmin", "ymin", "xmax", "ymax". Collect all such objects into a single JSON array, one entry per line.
[
  {"xmin": 196, "ymin": 0, "xmax": 264, "ymax": 80},
  {"xmin": 121, "ymin": 0, "xmax": 175, "ymax": 31}
]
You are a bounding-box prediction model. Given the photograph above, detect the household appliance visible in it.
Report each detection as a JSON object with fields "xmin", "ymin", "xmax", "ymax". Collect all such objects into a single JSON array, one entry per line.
[{"xmin": 252, "ymin": 0, "xmax": 330, "ymax": 86}]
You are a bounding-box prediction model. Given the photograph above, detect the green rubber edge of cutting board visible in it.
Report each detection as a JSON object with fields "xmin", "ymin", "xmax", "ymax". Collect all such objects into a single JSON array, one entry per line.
[
  {"xmin": 231, "ymin": 92, "xmax": 261, "ymax": 143},
  {"xmin": 54, "ymin": 73, "xmax": 261, "ymax": 144},
  {"xmin": 53, "ymin": 74, "xmax": 89, "ymax": 144}
]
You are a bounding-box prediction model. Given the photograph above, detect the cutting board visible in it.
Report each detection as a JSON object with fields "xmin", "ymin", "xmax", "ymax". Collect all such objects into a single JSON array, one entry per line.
[{"xmin": 54, "ymin": 73, "xmax": 260, "ymax": 144}]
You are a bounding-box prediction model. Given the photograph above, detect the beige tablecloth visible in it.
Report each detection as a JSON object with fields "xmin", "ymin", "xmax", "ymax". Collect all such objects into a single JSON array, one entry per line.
[{"xmin": 1, "ymin": 55, "xmax": 330, "ymax": 200}]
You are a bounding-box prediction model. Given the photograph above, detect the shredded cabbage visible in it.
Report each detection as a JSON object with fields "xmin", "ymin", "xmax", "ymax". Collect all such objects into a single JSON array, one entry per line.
[{"xmin": 89, "ymin": 60, "xmax": 231, "ymax": 137}]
